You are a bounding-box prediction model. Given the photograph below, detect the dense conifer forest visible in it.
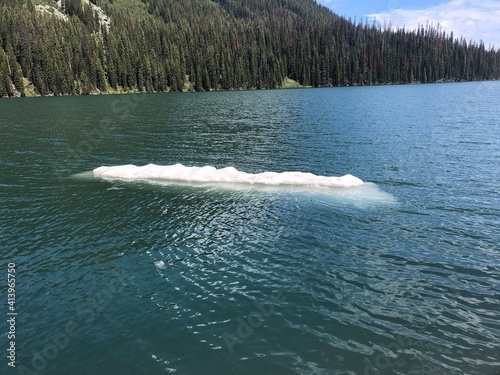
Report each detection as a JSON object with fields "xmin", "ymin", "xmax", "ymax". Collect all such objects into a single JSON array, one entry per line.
[{"xmin": 0, "ymin": 0, "xmax": 499, "ymax": 97}]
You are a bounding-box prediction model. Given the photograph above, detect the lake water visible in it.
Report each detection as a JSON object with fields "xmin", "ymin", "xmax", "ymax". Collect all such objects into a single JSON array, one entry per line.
[{"xmin": 1, "ymin": 82, "xmax": 499, "ymax": 375}]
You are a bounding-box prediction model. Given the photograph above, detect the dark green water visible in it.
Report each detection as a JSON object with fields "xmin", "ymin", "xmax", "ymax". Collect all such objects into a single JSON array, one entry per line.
[{"xmin": 1, "ymin": 82, "xmax": 499, "ymax": 375}]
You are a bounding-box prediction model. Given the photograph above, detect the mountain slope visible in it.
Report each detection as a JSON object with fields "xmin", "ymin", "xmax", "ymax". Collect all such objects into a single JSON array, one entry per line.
[{"xmin": 0, "ymin": 0, "xmax": 499, "ymax": 97}]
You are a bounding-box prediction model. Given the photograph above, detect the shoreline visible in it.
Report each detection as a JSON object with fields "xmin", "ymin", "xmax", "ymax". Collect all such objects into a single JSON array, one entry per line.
[{"xmin": 0, "ymin": 77, "xmax": 497, "ymax": 99}]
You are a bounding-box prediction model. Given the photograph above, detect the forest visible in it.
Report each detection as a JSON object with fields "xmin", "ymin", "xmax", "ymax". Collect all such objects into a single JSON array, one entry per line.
[{"xmin": 0, "ymin": 0, "xmax": 499, "ymax": 97}]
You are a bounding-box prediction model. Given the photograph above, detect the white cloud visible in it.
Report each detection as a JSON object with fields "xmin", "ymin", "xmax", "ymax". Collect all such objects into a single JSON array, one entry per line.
[
  {"xmin": 317, "ymin": 0, "xmax": 344, "ymax": 11},
  {"xmin": 367, "ymin": 0, "xmax": 500, "ymax": 49}
]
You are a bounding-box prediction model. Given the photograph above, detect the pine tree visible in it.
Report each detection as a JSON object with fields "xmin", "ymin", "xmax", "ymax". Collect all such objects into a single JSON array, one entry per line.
[
  {"xmin": 0, "ymin": 0, "xmax": 499, "ymax": 97},
  {"xmin": 0, "ymin": 47, "xmax": 12, "ymax": 97}
]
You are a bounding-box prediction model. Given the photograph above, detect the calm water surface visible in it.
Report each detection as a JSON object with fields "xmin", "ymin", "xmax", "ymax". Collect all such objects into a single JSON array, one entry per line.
[{"xmin": 1, "ymin": 82, "xmax": 499, "ymax": 375}]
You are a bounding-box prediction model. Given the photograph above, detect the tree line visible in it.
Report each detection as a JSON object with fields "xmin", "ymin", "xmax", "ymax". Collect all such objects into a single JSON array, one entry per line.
[{"xmin": 0, "ymin": 0, "xmax": 499, "ymax": 97}]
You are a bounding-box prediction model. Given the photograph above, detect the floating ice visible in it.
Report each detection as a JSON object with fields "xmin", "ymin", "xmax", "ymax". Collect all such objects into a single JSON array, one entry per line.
[
  {"xmin": 88, "ymin": 164, "xmax": 397, "ymax": 207},
  {"xmin": 154, "ymin": 260, "xmax": 166, "ymax": 270},
  {"xmin": 93, "ymin": 163, "xmax": 364, "ymax": 188}
]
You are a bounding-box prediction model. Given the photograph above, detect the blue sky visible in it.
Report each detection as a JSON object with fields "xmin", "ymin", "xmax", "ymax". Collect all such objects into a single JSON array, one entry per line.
[{"xmin": 316, "ymin": 0, "xmax": 500, "ymax": 49}]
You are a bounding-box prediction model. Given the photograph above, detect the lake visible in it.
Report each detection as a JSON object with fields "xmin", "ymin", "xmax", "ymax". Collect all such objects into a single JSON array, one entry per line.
[{"xmin": 1, "ymin": 82, "xmax": 499, "ymax": 375}]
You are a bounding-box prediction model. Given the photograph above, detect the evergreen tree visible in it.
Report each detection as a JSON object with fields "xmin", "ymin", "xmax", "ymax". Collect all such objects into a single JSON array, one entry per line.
[
  {"xmin": 0, "ymin": 0, "xmax": 498, "ymax": 97},
  {"xmin": 0, "ymin": 47, "xmax": 12, "ymax": 97}
]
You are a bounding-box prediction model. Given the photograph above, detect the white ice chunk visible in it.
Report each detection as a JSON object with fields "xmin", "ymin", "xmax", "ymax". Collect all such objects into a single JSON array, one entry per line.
[
  {"xmin": 154, "ymin": 260, "xmax": 166, "ymax": 270},
  {"xmin": 93, "ymin": 163, "xmax": 364, "ymax": 188}
]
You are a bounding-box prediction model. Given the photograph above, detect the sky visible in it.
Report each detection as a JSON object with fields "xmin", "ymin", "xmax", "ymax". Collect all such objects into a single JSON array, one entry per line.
[{"xmin": 316, "ymin": 0, "xmax": 500, "ymax": 49}]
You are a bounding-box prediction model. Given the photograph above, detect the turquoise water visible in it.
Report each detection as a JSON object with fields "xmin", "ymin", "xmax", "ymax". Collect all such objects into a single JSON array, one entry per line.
[{"xmin": 1, "ymin": 82, "xmax": 499, "ymax": 375}]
